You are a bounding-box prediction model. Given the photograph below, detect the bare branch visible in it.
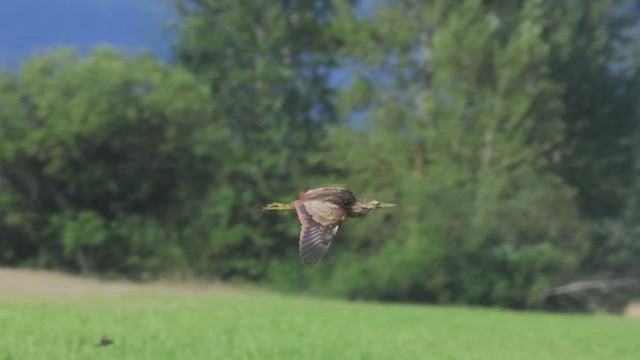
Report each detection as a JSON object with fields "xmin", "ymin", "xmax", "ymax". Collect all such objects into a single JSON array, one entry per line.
[{"xmin": 541, "ymin": 278, "xmax": 640, "ymax": 298}]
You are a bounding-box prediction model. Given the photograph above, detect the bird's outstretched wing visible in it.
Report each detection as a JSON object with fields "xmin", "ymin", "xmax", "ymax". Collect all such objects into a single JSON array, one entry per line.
[
  {"xmin": 300, "ymin": 187, "xmax": 356, "ymax": 207},
  {"xmin": 294, "ymin": 200, "xmax": 345, "ymax": 267}
]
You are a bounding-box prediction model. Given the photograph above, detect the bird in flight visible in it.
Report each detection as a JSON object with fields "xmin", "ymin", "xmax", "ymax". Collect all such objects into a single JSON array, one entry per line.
[{"xmin": 263, "ymin": 187, "xmax": 395, "ymax": 267}]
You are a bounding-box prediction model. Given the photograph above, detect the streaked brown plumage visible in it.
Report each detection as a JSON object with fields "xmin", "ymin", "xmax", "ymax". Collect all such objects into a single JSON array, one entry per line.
[{"xmin": 263, "ymin": 187, "xmax": 395, "ymax": 267}]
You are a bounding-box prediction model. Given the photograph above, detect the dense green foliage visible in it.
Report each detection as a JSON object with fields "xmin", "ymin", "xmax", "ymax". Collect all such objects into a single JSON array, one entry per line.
[
  {"xmin": 0, "ymin": 49, "xmax": 231, "ymax": 277},
  {"xmin": 2, "ymin": 290, "xmax": 639, "ymax": 360},
  {"xmin": 310, "ymin": 0, "xmax": 587, "ymax": 308},
  {"xmin": 0, "ymin": 0, "xmax": 639, "ymax": 310},
  {"xmin": 170, "ymin": 0, "xmax": 338, "ymax": 278}
]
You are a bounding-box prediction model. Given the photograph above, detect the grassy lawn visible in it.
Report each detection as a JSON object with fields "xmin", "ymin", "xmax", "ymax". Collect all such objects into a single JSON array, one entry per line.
[{"xmin": 0, "ymin": 290, "xmax": 639, "ymax": 360}]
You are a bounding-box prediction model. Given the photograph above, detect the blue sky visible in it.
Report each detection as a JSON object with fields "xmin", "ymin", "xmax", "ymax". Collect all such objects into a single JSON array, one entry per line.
[{"xmin": 0, "ymin": 0, "xmax": 175, "ymax": 71}]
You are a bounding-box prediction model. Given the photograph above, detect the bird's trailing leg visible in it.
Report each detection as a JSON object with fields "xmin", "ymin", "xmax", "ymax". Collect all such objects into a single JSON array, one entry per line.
[{"xmin": 262, "ymin": 202, "xmax": 294, "ymax": 211}]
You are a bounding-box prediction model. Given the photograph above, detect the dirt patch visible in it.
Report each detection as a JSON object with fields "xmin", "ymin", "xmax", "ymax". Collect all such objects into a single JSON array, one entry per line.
[
  {"xmin": 624, "ymin": 303, "xmax": 640, "ymax": 318},
  {"xmin": 2, "ymin": 267, "xmax": 638, "ymax": 317},
  {"xmin": 0, "ymin": 268, "xmax": 250, "ymax": 301}
]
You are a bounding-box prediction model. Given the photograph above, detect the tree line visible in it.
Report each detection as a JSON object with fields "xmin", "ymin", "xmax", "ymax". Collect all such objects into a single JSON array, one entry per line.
[{"xmin": 0, "ymin": 0, "xmax": 639, "ymax": 311}]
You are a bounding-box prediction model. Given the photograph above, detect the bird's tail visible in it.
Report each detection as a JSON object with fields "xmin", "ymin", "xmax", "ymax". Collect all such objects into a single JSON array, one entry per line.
[{"xmin": 262, "ymin": 202, "xmax": 294, "ymax": 211}]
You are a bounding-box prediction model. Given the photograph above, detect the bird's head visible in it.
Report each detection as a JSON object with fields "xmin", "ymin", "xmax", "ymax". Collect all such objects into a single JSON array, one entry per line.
[{"xmin": 349, "ymin": 199, "xmax": 396, "ymax": 217}]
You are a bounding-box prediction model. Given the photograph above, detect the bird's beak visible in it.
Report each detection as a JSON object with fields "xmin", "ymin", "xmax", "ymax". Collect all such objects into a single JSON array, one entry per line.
[{"xmin": 378, "ymin": 202, "xmax": 396, "ymax": 208}]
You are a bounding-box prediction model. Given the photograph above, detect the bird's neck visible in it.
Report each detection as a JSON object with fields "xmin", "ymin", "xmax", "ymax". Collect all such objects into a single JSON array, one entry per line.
[{"xmin": 346, "ymin": 202, "xmax": 372, "ymax": 217}]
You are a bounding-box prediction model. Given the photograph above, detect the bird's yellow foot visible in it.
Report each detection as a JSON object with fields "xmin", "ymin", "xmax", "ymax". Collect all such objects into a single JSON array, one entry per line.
[{"xmin": 262, "ymin": 202, "xmax": 293, "ymax": 211}]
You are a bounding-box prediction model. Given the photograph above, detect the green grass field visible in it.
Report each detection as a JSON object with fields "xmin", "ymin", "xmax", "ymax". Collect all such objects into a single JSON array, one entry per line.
[{"xmin": 1, "ymin": 288, "xmax": 639, "ymax": 360}]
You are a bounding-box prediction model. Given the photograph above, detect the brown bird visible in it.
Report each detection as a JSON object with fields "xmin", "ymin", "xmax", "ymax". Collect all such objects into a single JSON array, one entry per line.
[
  {"xmin": 263, "ymin": 187, "xmax": 395, "ymax": 267},
  {"xmin": 96, "ymin": 335, "xmax": 113, "ymax": 346}
]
